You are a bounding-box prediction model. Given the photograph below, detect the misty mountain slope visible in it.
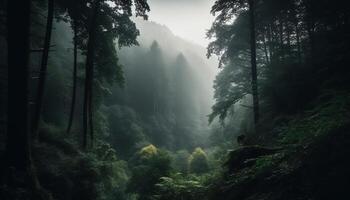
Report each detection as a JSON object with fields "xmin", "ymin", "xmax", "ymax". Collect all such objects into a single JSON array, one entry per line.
[
  {"xmin": 104, "ymin": 20, "xmax": 219, "ymax": 154},
  {"xmin": 120, "ymin": 19, "xmax": 218, "ymax": 108}
]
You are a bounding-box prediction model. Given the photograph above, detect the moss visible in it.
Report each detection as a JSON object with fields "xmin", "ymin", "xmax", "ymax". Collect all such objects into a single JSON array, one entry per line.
[{"xmin": 254, "ymin": 153, "xmax": 285, "ymax": 173}]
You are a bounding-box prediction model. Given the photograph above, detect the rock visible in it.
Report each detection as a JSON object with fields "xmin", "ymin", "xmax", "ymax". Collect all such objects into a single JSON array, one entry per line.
[{"xmin": 225, "ymin": 145, "xmax": 282, "ymax": 173}]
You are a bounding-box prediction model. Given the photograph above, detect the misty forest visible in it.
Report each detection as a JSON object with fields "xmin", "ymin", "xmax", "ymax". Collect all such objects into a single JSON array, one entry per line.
[{"xmin": 1, "ymin": 0, "xmax": 350, "ymax": 199}]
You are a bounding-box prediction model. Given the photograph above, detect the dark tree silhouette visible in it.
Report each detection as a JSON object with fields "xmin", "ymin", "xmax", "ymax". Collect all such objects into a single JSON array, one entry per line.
[
  {"xmin": 5, "ymin": 0, "xmax": 48, "ymax": 198},
  {"xmin": 6, "ymin": 0, "xmax": 32, "ymax": 176},
  {"xmin": 248, "ymin": 0, "xmax": 259, "ymax": 124},
  {"xmin": 32, "ymin": 0, "xmax": 55, "ymax": 139},
  {"xmin": 66, "ymin": 20, "xmax": 78, "ymax": 134},
  {"xmin": 82, "ymin": 0, "xmax": 100, "ymax": 149}
]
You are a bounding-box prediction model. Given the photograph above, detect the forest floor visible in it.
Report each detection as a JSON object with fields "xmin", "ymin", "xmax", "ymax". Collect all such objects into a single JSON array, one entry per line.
[{"xmin": 208, "ymin": 92, "xmax": 350, "ymax": 200}]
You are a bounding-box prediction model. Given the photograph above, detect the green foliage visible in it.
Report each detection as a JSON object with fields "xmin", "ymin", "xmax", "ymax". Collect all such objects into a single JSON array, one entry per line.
[
  {"xmin": 207, "ymin": 11, "xmax": 252, "ymax": 123},
  {"xmin": 127, "ymin": 145, "xmax": 172, "ymax": 200},
  {"xmin": 106, "ymin": 105, "xmax": 146, "ymax": 158},
  {"xmin": 254, "ymin": 153, "xmax": 285, "ymax": 174},
  {"xmin": 32, "ymin": 130, "xmax": 131, "ymax": 200},
  {"xmin": 280, "ymin": 92, "xmax": 350, "ymax": 144},
  {"xmin": 207, "ymin": 0, "xmax": 350, "ymax": 123},
  {"xmin": 188, "ymin": 148, "xmax": 210, "ymax": 174},
  {"xmin": 152, "ymin": 173, "xmax": 208, "ymax": 200},
  {"xmin": 139, "ymin": 144, "xmax": 158, "ymax": 158},
  {"xmin": 172, "ymin": 150, "xmax": 191, "ymax": 174},
  {"xmin": 92, "ymin": 142, "xmax": 131, "ymax": 200}
]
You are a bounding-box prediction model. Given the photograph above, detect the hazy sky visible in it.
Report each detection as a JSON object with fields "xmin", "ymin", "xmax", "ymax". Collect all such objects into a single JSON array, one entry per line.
[{"xmin": 146, "ymin": 0, "xmax": 216, "ymax": 47}]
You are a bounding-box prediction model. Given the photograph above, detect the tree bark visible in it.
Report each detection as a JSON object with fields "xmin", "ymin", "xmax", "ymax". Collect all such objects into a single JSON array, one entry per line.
[
  {"xmin": 83, "ymin": 0, "xmax": 100, "ymax": 149},
  {"xmin": 295, "ymin": 20, "xmax": 302, "ymax": 64},
  {"xmin": 262, "ymin": 31, "xmax": 270, "ymax": 64},
  {"xmin": 6, "ymin": 1, "xmax": 47, "ymax": 198},
  {"xmin": 303, "ymin": 0, "xmax": 315, "ymax": 60},
  {"xmin": 32, "ymin": 0, "xmax": 54, "ymax": 139},
  {"xmin": 88, "ymin": 79, "xmax": 94, "ymax": 147},
  {"xmin": 66, "ymin": 20, "xmax": 78, "ymax": 134},
  {"xmin": 6, "ymin": 0, "xmax": 32, "ymax": 176},
  {"xmin": 248, "ymin": 0, "xmax": 259, "ymax": 124},
  {"xmin": 278, "ymin": 17, "xmax": 285, "ymax": 60},
  {"xmin": 267, "ymin": 23, "xmax": 274, "ymax": 60}
]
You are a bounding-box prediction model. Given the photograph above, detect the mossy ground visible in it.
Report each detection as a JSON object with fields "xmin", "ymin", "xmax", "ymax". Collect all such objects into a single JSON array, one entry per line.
[{"xmin": 209, "ymin": 92, "xmax": 350, "ymax": 200}]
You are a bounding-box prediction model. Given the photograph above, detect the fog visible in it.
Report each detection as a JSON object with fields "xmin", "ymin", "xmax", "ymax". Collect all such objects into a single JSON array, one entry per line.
[
  {"xmin": 147, "ymin": 0, "xmax": 216, "ymax": 47},
  {"xmin": 105, "ymin": 19, "xmax": 220, "ymax": 152},
  {"xmin": 35, "ymin": 14, "xmax": 220, "ymax": 155},
  {"xmin": 2, "ymin": 1, "xmax": 349, "ymax": 199}
]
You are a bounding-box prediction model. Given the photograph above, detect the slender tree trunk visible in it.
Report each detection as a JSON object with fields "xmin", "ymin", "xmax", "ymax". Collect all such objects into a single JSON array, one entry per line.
[
  {"xmin": 286, "ymin": 25, "xmax": 291, "ymax": 54},
  {"xmin": 66, "ymin": 20, "xmax": 78, "ymax": 134},
  {"xmin": 262, "ymin": 31, "xmax": 270, "ymax": 64},
  {"xmin": 306, "ymin": 19, "xmax": 315, "ymax": 60},
  {"xmin": 32, "ymin": 0, "xmax": 54, "ymax": 139},
  {"xmin": 88, "ymin": 80, "xmax": 94, "ymax": 147},
  {"xmin": 267, "ymin": 23, "xmax": 274, "ymax": 60},
  {"xmin": 83, "ymin": 0, "xmax": 100, "ymax": 149},
  {"xmin": 278, "ymin": 17, "xmax": 284, "ymax": 60},
  {"xmin": 248, "ymin": 0, "xmax": 259, "ymax": 124},
  {"xmin": 295, "ymin": 21, "xmax": 302, "ymax": 64},
  {"xmin": 303, "ymin": 0, "xmax": 315, "ymax": 60},
  {"xmin": 83, "ymin": 74, "xmax": 89, "ymax": 148}
]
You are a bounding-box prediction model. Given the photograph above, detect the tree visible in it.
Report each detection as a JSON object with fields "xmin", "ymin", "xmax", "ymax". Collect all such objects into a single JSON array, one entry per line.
[
  {"xmin": 172, "ymin": 54, "xmax": 198, "ymax": 148},
  {"xmin": 207, "ymin": 9, "xmax": 252, "ymax": 124},
  {"xmin": 55, "ymin": 0, "xmax": 88, "ymax": 134},
  {"xmin": 248, "ymin": 0, "xmax": 259, "ymax": 124},
  {"xmin": 82, "ymin": 0, "xmax": 100, "ymax": 149},
  {"xmin": 5, "ymin": 0, "xmax": 48, "ymax": 198},
  {"xmin": 128, "ymin": 145, "xmax": 172, "ymax": 200},
  {"xmin": 66, "ymin": 18, "xmax": 78, "ymax": 134},
  {"xmin": 32, "ymin": 0, "xmax": 55, "ymax": 139},
  {"xmin": 208, "ymin": 0, "xmax": 260, "ymax": 124},
  {"xmin": 6, "ymin": 0, "xmax": 32, "ymax": 177},
  {"xmin": 80, "ymin": 0, "xmax": 150, "ymax": 149}
]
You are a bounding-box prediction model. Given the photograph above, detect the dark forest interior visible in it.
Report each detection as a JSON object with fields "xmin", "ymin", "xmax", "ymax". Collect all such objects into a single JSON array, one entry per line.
[{"xmin": 1, "ymin": 0, "xmax": 350, "ymax": 199}]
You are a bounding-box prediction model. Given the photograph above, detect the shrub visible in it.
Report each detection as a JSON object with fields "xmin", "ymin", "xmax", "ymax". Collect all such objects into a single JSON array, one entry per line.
[
  {"xmin": 188, "ymin": 148, "xmax": 209, "ymax": 174},
  {"xmin": 127, "ymin": 145, "xmax": 172, "ymax": 200}
]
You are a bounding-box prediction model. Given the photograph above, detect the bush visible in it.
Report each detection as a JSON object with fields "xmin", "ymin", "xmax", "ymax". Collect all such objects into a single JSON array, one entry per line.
[
  {"xmin": 188, "ymin": 148, "xmax": 209, "ymax": 174},
  {"xmin": 153, "ymin": 173, "xmax": 208, "ymax": 200},
  {"xmin": 127, "ymin": 145, "xmax": 172, "ymax": 200}
]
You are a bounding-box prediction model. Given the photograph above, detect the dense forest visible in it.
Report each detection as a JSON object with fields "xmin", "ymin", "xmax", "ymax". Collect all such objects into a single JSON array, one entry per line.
[{"xmin": 1, "ymin": 0, "xmax": 350, "ymax": 199}]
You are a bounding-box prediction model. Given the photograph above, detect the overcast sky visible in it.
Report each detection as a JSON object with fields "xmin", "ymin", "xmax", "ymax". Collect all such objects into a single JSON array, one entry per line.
[{"xmin": 146, "ymin": 0, "xmax": 216, "ymax": 47}]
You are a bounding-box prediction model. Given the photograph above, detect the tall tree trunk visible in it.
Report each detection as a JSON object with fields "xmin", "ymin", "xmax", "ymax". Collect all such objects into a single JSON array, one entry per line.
[
  {"xmin": 267, "ymin": 23, "xmax": 274, "ymax": 60},
  {"xmin": 83, "ymin": 0, "xmax": 100, "ymax": 149},
  {"xmin": 6, "ymin": 1, "xmax": 47, "ymax": 198},
  {"xmin": 262, "ymin": 31, "xmax": 270, "ymax": 64},
  {"xmin": 88, "ymin": 80, "xmax": 94, "ymax": 147},
  {"xmin": 286, "ymin": 25, "xmax": 291, "ymax": 54},
  {"xmin": 6, "ymin": 0, "xmax": 32, "ymax": 177},
  {"xmin": 295, "ymin": 20, "xmax": 302, "ymax": 64},
  {"xmin": 306, "ymin": 19, "xmax": 315, "ymax": 60},
  {"xmin": 66, "ymin": 20, "xmax": 78, "ymax": 134},
  {"xmin": 83, "ymin": 74, "xmax": 89, "ymax": 148},
  {"xmin": 303, "ymin": 0, "xmax": 315, "ymax": 61},
  {"xmin": 32, "ymin": 0, "xmax": 54, "ymax": 139},
  {"xmin": 278, "ymin": 17, "xmax": 284, "ymax": 60},
  {"xmin": 248, "ymin": 0, "xmax": 259, "ymax": 124}
]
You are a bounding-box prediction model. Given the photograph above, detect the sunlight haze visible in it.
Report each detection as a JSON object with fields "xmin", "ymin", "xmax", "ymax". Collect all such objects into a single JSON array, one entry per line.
[{"xmin": 147, "ymin": 0, "xmax": 216, "ymax": 47}]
